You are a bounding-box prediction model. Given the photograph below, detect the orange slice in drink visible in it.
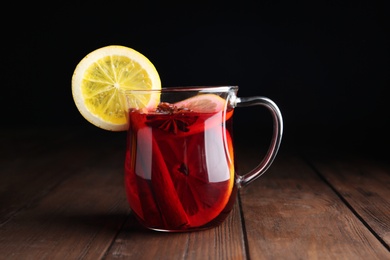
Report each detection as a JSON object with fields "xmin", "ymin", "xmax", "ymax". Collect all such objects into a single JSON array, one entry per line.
[
  {"xmin": 158, "ymin": 124, "xmax": 235, "ymax": 227},
  {"xmin": 173, "ymin": 93, "xmax": 234, "ymax": 136}
]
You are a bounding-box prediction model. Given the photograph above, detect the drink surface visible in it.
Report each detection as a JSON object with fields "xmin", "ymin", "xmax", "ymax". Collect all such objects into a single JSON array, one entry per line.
[{"xmin": 124, "ymin": 104, "xmax": 236, "ymax": 231}]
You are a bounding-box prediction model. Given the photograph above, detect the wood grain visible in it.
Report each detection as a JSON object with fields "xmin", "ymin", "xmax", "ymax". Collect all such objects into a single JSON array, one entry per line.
[
  {"xmin": 0, "ymin": 128, "xmax": 128, "ymax": 259},
  {"xmin": 105, "ymin": 199, "xmax": 246, "ymax": 259},
  {"xmin": 1, "ymin": 128, "xmax": 389, "ymax": 259},
  {"xmin": 308, "ymin": 155, "xmax": 390, "ymax": 247},
  {"xmin": 239, "ymin": 153, "xmax": 390, "ymax": 259}
]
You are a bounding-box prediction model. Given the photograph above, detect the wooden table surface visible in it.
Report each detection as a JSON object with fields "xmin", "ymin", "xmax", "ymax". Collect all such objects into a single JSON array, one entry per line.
[{"xmin": 1, "ymin": 127, "xmax": 389, "ymax": 259}]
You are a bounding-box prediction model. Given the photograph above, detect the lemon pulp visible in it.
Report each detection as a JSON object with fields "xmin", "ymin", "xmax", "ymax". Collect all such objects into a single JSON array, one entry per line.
[{"xmin": 72, "ymin": 45, "xmax": 161, "ymax": 131}]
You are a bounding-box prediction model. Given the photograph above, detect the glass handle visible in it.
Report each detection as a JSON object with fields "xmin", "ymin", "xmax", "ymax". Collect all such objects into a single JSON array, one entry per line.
[{"xmin": 234, "ymin": 96, "xmax": 283, "ymax": 188}]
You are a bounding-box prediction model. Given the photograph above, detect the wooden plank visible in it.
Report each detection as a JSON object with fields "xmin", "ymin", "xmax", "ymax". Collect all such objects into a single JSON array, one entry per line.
[
  {"xmin": 2, "ymin": 126, "xmax": 388, "ymax": 259},
  {"xmin": 105, "ymin": 199, "xmax": 246, "ymax": 259},
  {"xmin": 0, "ymin": 128, "xmax": 126, "ymax": 226},
  {"xmin": 308, "ymin": 155, "xmax": 390, "ymax": 247},
  {"xmin": 239, "ymin": 152, "xmax": 390, "ymax": 259},
  {"xmin": 0, "ymin": 144, "xmax": 129, "ymax": 259}
]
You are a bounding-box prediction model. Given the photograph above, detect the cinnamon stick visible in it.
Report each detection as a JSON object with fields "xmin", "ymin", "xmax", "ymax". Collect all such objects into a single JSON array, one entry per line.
[{"xmin": 150, "ymin": 133, "xmax": 190, "ymax": 229}]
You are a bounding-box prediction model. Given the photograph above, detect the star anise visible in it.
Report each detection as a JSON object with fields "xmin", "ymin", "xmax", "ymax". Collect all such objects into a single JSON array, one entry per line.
[{"xmin": 146, "ymin": 103, "xmax": 198, "ymax": 134}]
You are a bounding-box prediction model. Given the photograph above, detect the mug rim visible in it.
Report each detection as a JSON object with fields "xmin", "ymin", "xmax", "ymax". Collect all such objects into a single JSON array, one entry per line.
[{"xmin": 119, "ymin": 85, "xmax": 238, "ymax": 93}]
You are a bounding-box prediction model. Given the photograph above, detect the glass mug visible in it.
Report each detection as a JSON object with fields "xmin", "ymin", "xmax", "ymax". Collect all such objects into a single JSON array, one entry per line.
[{"xmin": 122, "ymin": 86, "xmax": 283, "ymax": 232}]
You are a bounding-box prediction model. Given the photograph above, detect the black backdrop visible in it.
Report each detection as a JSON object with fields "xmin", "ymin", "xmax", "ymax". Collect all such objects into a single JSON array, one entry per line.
[{"xmin": 3, "ymin": 1, "xmax": 389, "ymax": 156}]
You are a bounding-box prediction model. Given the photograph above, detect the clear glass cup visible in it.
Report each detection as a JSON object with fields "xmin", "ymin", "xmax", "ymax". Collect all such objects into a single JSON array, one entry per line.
[{"xmin": 122, "ymin": 86, "xmax": 283, "ymax": 232}]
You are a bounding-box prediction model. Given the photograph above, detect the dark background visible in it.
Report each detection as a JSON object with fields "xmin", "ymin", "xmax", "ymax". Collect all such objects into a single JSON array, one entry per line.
[{"xmin": 2, "ymin": 1, "xmax": 389, "ymax": 157}]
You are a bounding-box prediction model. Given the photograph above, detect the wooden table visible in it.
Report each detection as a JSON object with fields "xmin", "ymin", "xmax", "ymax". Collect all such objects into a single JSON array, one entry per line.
[{"xmin": 1, "ymin": 127, "xmax": 389, "ymax": 259}]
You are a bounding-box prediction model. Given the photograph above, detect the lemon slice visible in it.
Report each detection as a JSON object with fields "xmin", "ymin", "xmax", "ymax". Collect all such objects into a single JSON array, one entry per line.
[{"xmin": 72, "ymin": 45, "xmax": 161, "ymax": 131}]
